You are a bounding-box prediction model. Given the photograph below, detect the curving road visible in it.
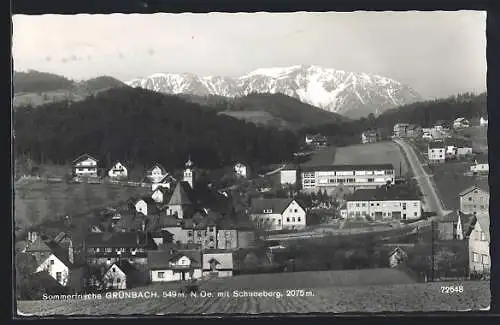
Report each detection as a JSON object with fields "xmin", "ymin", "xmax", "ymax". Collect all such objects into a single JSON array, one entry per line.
[{"xmin": 392, "ymin": 138, "xmax": 447, "ymax": 217}]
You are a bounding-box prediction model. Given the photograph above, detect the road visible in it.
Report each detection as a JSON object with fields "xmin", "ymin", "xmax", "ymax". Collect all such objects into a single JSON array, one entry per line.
[{"xmin": 393, "ymin": 138, "xmax": 447, "ymax": 217}]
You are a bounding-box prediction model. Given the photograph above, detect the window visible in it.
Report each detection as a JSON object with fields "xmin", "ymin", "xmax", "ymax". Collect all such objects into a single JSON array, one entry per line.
[
  {"xmin": 56, "ymin": 272, "xmax": 62, "ymax": 283},
  {"xmin": 188, "ymin": 231, "xmax": 193, "ymax": 237},
  {"xmin": 96, "ymin": 248, "xmax": 100, "ymax": 252},
  {"xmin": 294, "ymin": 209, "xmax": 298, "ymax": 213},
  {"xmin": 368, "ymin": 178, "xmax": 374, "ymax": 183},
  {"xmin": 117, "ymin": 278, "xmax": 121, "ymax": 283},
  {"xmin": 371, "ymin": 203, "xmax": 374, "ymax": 206},
  {"xmin": 482, "ymin": 255, "xmax": 490, "ymax": 265},
  {"xmin": 287, "ymin": 218, "xmax": 290, "ymax": 222},
  {"xmin": 472, "ymin": 253, "xmax": 480, "ymax": 262},
  {"xmin": 50, "ymin": 260, "xmax": 54, "ymax": 265},
  {"xmin": 112, "ymin": 267, "xmax": 116, "ymax": 273},
  {"xmin": 292, "ymin": 217, "xmax": 295, "ymax": 222},
  {"xmin": 209, "ymin": 236, "xmax": 214, "ymax": 241},
  {"xmin": 278, "ymin": 220, "xmax": 281, "ymax": 225},
  {"xmin": 468, "ymin": 197, "xmax": 472, "ymax": 201},
  {"xmin": 264, "ymin": 209, "xmax": 273, "ymax": 213},
  {"xmin": 356, "ymin": 203, "xmax": 360, "ymax": 207},
  {"xmin": 105, "ymin": 248, "xmax": 112, "ymax": 253},
  {"xmin": 414, "ymin": 212, "xmax": 418, "ymax": 217},
  {"xmin": 361, "ymin": 203, "xmax": 366, "ymax": 207},
  {"xmin": 298, "ymin": 217, "xmax": 301, "ymax": 222}
]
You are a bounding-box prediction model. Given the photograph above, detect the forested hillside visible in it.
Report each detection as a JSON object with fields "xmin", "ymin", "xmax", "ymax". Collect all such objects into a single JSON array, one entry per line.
[
  {"xmin": 14, "ymin": 87, "xmax": 299, "ymax": 171},
  {"xmin": 14, "ymin": 70, "xmax": 74, "ymax": 94}
]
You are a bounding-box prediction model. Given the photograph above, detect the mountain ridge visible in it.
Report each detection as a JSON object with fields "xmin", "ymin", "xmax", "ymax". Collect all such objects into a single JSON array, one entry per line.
[{"xmin": 126, "ymin": 64, "xmax": 424, "ymax": 118}]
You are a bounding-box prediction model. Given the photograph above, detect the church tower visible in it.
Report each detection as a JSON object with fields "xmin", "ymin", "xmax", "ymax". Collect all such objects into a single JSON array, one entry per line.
[{"xmin": 183, "ymin": 156, "xmax": 195, "ymax": 189}]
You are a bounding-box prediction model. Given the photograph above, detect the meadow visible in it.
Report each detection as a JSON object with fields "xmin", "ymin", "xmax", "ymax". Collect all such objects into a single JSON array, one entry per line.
[
  {"xmin": 14, "ymin": 180, "xmax": 149, "ymax": 234},
  {"xmin": 303, "ymin": 141, "xmax": 407, "ymax": 177},
  {"xmin": 17, "ymin": 269, "xmax": 490, "ymax": 315},
  {"xmin": 430, "ymin": 161, "xmax": 489, "ymax": 210}
]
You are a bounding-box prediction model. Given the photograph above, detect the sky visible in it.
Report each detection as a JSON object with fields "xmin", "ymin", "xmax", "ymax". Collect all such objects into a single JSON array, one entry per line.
[{"xmin": 12, "ymin": 11, "xmax": 486, "ymax": 99}]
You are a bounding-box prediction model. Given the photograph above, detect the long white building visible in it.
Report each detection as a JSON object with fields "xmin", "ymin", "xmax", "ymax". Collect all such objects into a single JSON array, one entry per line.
[
  {"xmin": 344, "ymin": 187, "xmax": 422, "ymax": 221},
  {"xmin": 300, "ymin": 164, "xmax": 395, "ymax": 194}
]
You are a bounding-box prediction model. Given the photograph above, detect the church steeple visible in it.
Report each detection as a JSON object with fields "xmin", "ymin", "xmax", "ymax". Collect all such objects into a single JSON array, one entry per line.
[{"xmin": 183, "ymin": 156, "xmax": 195, "ymax": 189}]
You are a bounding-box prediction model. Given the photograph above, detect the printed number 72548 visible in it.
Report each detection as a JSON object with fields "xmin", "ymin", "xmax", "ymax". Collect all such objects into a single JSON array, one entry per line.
[{"xmin": 441, "ymin": 285, "xmax": 464, "ymax": 294}]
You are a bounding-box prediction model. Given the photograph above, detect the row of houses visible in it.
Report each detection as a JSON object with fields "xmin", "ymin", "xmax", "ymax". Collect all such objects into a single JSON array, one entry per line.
[
  {"xmin": 280, "ymin": 163, "xmax": 396, "ymax": 194},
  {"xmin": 72, "ymin": 154, "xmax": 251, "ymax": 187},
  {"xmin": 304, "ymin": 134, "xmax": 328, "ymax": 149},
  {"xmin": 427, "ymin": 138, "xmax": 473, "ymax": 164}
]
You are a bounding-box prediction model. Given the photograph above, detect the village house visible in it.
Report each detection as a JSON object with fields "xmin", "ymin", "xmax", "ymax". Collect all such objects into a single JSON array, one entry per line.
[
  {"xmin": 280, "ymin": 165, "xmax": 299, "ymax": 186},
  {"xmin": 449, "ymin": 138, "xmax": 473, "ymax": 159},
  {"xmin": 480, "ymin": 117, "xmax": 488, "ymax": 127},
  {"xmin": 149, "ymin": 250, "xmax": 202, "ymax": 282},
  {"xmin": 182, "ymin": 210, "xmax": 219, "ymax": 249},
  {"xmin": 436, "ymin": 211, "xmax": 474, "ymax": 241},
  {"xmin": 151, "ymin": 187, "xmax": 170, "ymax": 204},
  {"xmin": 453, "ymin": 117, "xmax": 470, "ymax": 129},
  {"xmin": 134, "ymin": 197, "xmax": 159, "ymax": 216},
  {"xmin": 102, "ymin": 260, "xmax": 141, "ymax": 290},
  {"xmin": 408, "ymin": 124, "xmax": 423, "ymax": 138},
  {"xmin": 146, "ymin": 163, "xmax": 167, "ymax": 184},
  {"xmin": 345, "ymin": 186, "xmax": 422, "ymax": 221},
  {"xmin": 234, "ymin": 162, "xmax": 250, "ymax": 179},
  {"xmin": 72, "ymin": 154, "xmax": 99, "ymax": 178},
  {"xmin": 470, "ymin": 154, "xmax": 489, "ymax": 175},
  {"xmin": 388, "ymin": 247, "xmax": 408, "ymax": 268},
  {"xmin": 427, "ymin": 142, "xmax": 446, "ymax": 164},
  {"xmin": 459, "ymin": 183, "xmax": 489, "ymax": 216},
  {"xmin": 202, "ymin": 251, "xmax": 234, "ymax": 278},
  {"xmin": 430, "ymin": 124, "xmax": 446, "ymax": 140},
  {"xmin": 393, "ymin": 123, "xmax": 410, "ymax": 138},
  {"xmin": 152, "ymin": 174, "xmax": 176, "ymax": 191},
  {"xmin": 84, "ymin": 232, "xmax": 157, "ymax": 267},
  {"xmin": 466, "ymin": 211, "xmax": 490, "ymax": 277},
  {"xmin": 107, "ymin": 161, "xmax": 128, "ymax": 179},
  {"xmin": 301, "ymin": 164, "xmax": 395, "ymax": 194},
  {"xmin": 249, "ymin": 198, "xmax": 307, "ymax": 231},
  {"xmin": 361, "ymin": 130, "xmax": 378, "ymax": 144}
]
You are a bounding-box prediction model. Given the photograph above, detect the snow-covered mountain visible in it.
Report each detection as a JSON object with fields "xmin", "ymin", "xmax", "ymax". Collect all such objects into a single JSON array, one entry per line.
[{"xmin": 126, "ymin": 65, "xmax": 423, "ymax": 118}]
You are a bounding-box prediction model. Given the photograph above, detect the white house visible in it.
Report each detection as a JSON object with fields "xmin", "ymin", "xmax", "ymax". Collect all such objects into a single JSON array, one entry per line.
[
  {"xmin": 102, "ymin": 260, "xmax": 139, "ymax": 290},
  {"xmin": 73, "ymin": 154, "xmax": 98, "ymax": 178},
  {"xmin": 134, "ymin": 197, "xmax": 159, "ymax": 216},
  {"xmin": 149, "ymin": 250, "xmax": 202, "ymax": 282},
  {"xmin": 480, "ymin": 117, "xmax": 488, "ymax": 127},
  {"xmin": 428, "ymin": 142, "xmax": 446, "ymax": 164},
  {"xmin": 234, "ymin": 162, "xmax": 250, "ymax": 179},
  {"xmin": 152, "ymin": 174, "xmax": 176, "ymax": 191},
  {"xmin": 345, "ymin": 187, "xmax": 422, "ymax": 221},
  {"xmin": 453, "ymin": 117, "xmax": 470, "ymax": 129},
  {"xmin": 466, "ymin": 211, "xmax": 490, "ymax": 277},
  {"xmin": 108, "ymin": 161, "xmax": 128, "ymax": 179},
  {"xmin": 300, "ymin": 164, "xmax": 395, "ymax": 194},
  {"xmin": 202, "ymin": 251, "xmax": 234, "ymax": 278},
  {"xmin": 35, "ymin": 253, "xmax": 71, "ymax": 286},
  {"xmin": 361, "ymin": 130, "xmax": 378, "ymax": 144},
  {"xmin": 471, "ymin": 156, "xmax": 489, "ymax": 175},
  {"xmin": 147, "ymin": 163, "xmax": 167, "ymax": 184},
  {"xmin": 249, "ymin": 198, "xmax": 306, "ymax": 231}
]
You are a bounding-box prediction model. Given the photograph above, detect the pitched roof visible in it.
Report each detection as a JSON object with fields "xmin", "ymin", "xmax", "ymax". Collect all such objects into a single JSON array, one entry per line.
[
  {"xmin": 389, "ymin": 247, "xmax": 407, "ymax": 257},
  {"xmin": 301, "ymin": 164, "xmax": 394, "ymax": 172},
  {"xmin": 428, "ymin": 142, "xmax": 445, "ymax": 149},
  {"xmin": 474, "ymin": 153, "xmax": 489, "ymax": 164},
  {"xmin": 107, "ymin": 260, "xmax": 137, "ymax": 276},
  {"xmin": 465, "ymin": 211, "xmax": 490, "ymax": 242},
  {"xmin": 168, "ymin": 181, "xmax": 193, "ymax": 206},
  {"xmin": 148, "ymin": 163, "xmax": 167, "ymax": 174},
  {"xmin": 458, "ymin": 182, "xmax": 490, "ymax": 197},
  {"xmin": 250, "ymin": 198, "xmax": 294, "ymax": 214},
  {"xmin": 45, "ymin": 241, "xmax": 73, "ymax": 268},
  {"xmin": 85, "ymin": 232, "xmax": 157, "ymax": 249},
  {"xmin": 202, "ymin": 252, "xmax": 234, "ymax": 270},
  {"xmin": 72, "ymin": 153, "xmax": 98, "ymax": 164},
  {"xmin": 446, "ymin": 138, "xmax": 472, "ymax": 148},
  {"xmin": 24, "ymin": 237, "xmax": 52, "ymax": 253},
  {"xmin": 347, "ymin": 186, "xmax": 420, "ymax": 201},
  {"xmin": 30, "ymin": 271, "xmax": 66, "ymax": 293},
  {"xmin": 148, "ymin": 250, "xmax": 202, "ymax": 270}
]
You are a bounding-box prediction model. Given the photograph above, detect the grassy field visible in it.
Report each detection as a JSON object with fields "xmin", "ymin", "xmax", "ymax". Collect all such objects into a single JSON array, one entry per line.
[
  {"xmin": 17, "ymin": 269, "xmax": 490, "ymax": 315},
  {"xmin": 457, "ymin": 126, "xmax": 488, "ymax": 153},
  {"xmin": 430, "ymin": 161, "xmax": 488, "ymax": 210},
  {"xmin": 14, "ymin": 180, "xmax": 149, "ymax": 234}
]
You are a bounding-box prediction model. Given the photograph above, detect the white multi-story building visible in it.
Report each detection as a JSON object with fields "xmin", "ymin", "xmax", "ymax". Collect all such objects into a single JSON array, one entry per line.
[
  {"xmin": 300, "ymin": 164, "xmax": 395, "ymax": 194},
  {"xmin": 249, "ymin": 198, "xmax": 306, "ymax": 231},
  {"xmin": 73, "ymin": 154, "xmax": 99, "ymax": 178},
  {"xmin": 280, "ymin": 166, "xmax": 298, "ymax": 185},
  {"xmin": 345, "ymin": 187, "xmax": 422, "ymax": 221},
  {"xmin": 470, "ymin": 155, "xmax": 489, "ymax": 175},
  {"xmin": 428, "ymin": 142, "xmax": 446, "ymax": 164}
]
